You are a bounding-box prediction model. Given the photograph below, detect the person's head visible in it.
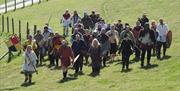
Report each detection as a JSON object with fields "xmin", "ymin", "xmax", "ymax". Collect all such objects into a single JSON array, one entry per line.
[
  {"xmin": 111, "ymin": 25, "xmax": 115, "ymax": 30},
  {"xmin": 101, "ymin": 28, "xmax": 106, "ymax": 34},
  {"xmin": 26, "ymin": 45, "xmax": 33, "ymax": 52},
  {"xmin": 136, "ymin": 21, "xmax": 141, "ymax": 26},
  {"xmin": 144, "ymin": 22, "xmax": 150, "ymax": 30},
  {"xmin": 28, "ymin": 35, "xmax": 33, "ymax": 40},
  {"xmin": 118, "ymin": 20, "xmax": 122, "ymax": 23},
  {"xmin": 97, "ymin": 24, "xmax": 102, "ymax": 29},
  {"xmin": 55, "ymin": 32, "xmax": 60, "ymax": 36},
  {"xmin": 49, "ymin": 33, "xmax": 54, "ymax": 37},
  {"xmin": 78, "ymin": 24, "xmax": 82, "ymax": 29},
  {"xmin": 96, "ymin": 14, "xmax": 100, "ymax": 17},
  {"xmin": 151, "ymin": 20, "xmax": 156, "ymax": 26},
  {"xmin": 125, "ymin": 23, "xmax": 130, "ymax": 31},
  {"xmin": 91, "ymin": 38, "xmax": 100, "ymax": 48},
  {"xmin": 142, "ymin": 13, "xmax": 147, "ymax": 18},
  {"xmin": 37, "ymin": 30, "xmax": 41, "ymax": 34},
  {"xmin": 44, "ymin": 26, "xmax": 48, "ymax": 32},
  {"xmin": 92, "ymin": 11, "xmax": 95, "ymax": 15},
  {"xmin": 74, "ymin": 10, "xmax": 77, "ymax": 15},
  {"xmin": 75, "ymin": 34, "xmax": 81, "ymax": 41},
  {"xmin": 61, "ymin": 40, "xmax": 68, "ymax": 46},
  {"xmin": 45, "ymin": 23, "xmax": 49, "ymax": 26},
  {"xmin": 107, "ymin": 24, "xmax": 111, "ymax": 28},
  {"xmin": 125, "ymin": 23, "xmax": 130, "ymax": 28},
  {"xmin": 65, "ymin": 9, "xmax": 69, "ymax": 14},
  {"xmin": 159, "ymin": 18, "xmax": 164, "ymax": 24},
  {"xmin": 84, "ymin": 12, "xmax": 88, "ymax": 17}
]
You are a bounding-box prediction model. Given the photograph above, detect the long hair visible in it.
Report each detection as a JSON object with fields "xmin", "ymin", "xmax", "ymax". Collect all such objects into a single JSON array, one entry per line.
[{"xmin": 91, "ymin": 38, "xmax": 100, "ymax": 48}]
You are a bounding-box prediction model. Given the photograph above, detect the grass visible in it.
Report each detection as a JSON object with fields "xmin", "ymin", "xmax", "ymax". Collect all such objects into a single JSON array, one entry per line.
[
  {"xmin": 0, "ymin": 0, "xmax": 180, "ymax": 91},
  {"xmin": 0, "ymin": 0, "xmax": 13, "ymax": 5}
]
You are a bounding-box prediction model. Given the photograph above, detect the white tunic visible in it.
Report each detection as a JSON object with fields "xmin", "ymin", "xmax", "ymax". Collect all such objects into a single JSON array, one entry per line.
[
  {"xmin": 156, "ymin": 24, "xmax": 169, "ymax": 42},
  {"xmin": 22, "ymin": 51, "xmax": 37, "ymax": 72},
  {"xmin": 61, "ymin": 17, "xmax": 71, "ymax": 27}
]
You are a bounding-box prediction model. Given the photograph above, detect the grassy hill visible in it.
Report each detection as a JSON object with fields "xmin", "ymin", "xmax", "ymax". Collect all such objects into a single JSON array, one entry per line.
[{"xmin": 0, "ymin": 0, "xmax": 180, "ymax": 91}]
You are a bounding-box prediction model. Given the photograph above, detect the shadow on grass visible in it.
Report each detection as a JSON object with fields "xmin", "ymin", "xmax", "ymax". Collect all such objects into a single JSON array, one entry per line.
[
  {"xmin": 141, "ymin": 64, "xmax": 158, "ymax": 70},
  {"xmin": 21, "ymin": 82, "xmax": 36, "ymax": 87},
  {"xmin": 163, "ymin": 55, "xmax": 172, "ymax": 60},
  {"xmin": 88, "ymin": 72, "xmax": 100, "ymax": 77},
  {"xmin": 58, "ymin": 77, "xmax": 77, "ymax": 83},
  {"xmin": 113, "ymin": 68, "xmax": 133, "ymax": 73},
  {"xmin": 0, "ymin": 87, "xmax": 20, "ymax": 91},
  {"xmin": 121, "ymin": 68, "xmax": 133, "ymax": 73}
]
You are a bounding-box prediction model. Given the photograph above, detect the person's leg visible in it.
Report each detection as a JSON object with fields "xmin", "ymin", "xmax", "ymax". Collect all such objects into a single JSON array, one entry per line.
[
  {"xmin": 34, "ymin": 49, "xmax": 39, "ymax": 66},
  {"xmin": 66, "ymin": 26, "xmax": 69, "ymax": 36},
  {"xmin": 24, "ymin": 72, "xmax": 28, "ymax": 83},
  {"xmin": 126, "ymin": 55, "xmax": 130, "ymax": 70},
  {"xmin": 147, "ymin": 47, "xmax": 152, "ymax": 65},
  {"xmin": 79, "ymin": 55, "xmax": 83, "ymax": 72},
  {"xmin": 163, "ymin": 42, "xmax": 167, "ymax": 57},
  {"xmin": 85, "ymin": 54, "xmax": 89, "ymax": 65},
  {"xmin": 55, "ymin": 57, "xmax": 59, "ymax": 67},
  {"xmin": 122, "ymin": 53, "xmax": 126, "ymax": 71},
  {"xmin": 39, "ymin": 47, "xmax": 44, "ymax": 65},
  {"xmin": 141, "ymin": 48, "xmax": 146, "ymax": 67},
  {"xmin": 63, "ymin": 26, "xmax": 65, "ymax": 36},
  {"xmin": 103, "ymin": 56, "xmax": 107, "ymax": 67},
  {"xmin": 73, "ymin": 60, "xmax": 79, "ymax": 74},
  {"xmin": 62, "ymin": 66, "xmax": 68, "ymax": 79},
  {"xmin": 28, "ymin": 73, "xmax": 32, "ymax": 83},
  {"xmin": 48, "ymin": 54, "xmax": 52, "ymax": 66},
  {"xmin": 135, "ymin": 46, "xmax": 140, "ymax": 60},
  {"xmin": 156, "ymin": 41, "xmax": 162, "ymax": 59}
]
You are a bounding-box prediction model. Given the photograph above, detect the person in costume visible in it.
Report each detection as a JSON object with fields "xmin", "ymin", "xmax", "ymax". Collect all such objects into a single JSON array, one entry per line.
[
  {"xmin": 34, "ymin": 30, "xmax": 44, "ymax": 66},
  {"xmin": 81, "ymin": 12, "xmax": 93, "ymax": 30},
  {"xmin": 106, "ymin": 25, "xmax": 119, "ymax": 63},
  {"xmin": 118, "ymin": 34, "xmax": 134, "ymax": 71},
  {"xmin": 23, "ymin": 35, "xmax": 37, "ymax": 51},
  {"xmin": 151, "ymin": 20, "xmax": 158, "ymax": 55},
  {"xmin": 156, "ymin": 19, "xmax": 169, "ymax": 59},
  {"xmin": 139, "ymin": 23, "xmax": 156, "ymax": 67},
  {"xmin": 97, "ymin": 29, "xmax": 110, "ymax": 67},
  {"xmin": 88, "ymin": 38, "xmax": 101, "ymax": 75},
  {"xmin": 58, "ymin": 40, "xmax": 74, "ymax": 80},
  {"xmin": 52, "ymin": 33, "xmax": 64, "ymax": 67},
  {"xmin": 61, "ymin": 9, "xmax": 71, "ymax": 37},
  {"xmin": 132, "ymin": 21, "xmax": 144, "ymax": 61},
  {"xmin": 22, "ymin": 45, "xmax": 37, "ymax": 83},
  {"xmin": 71, "ymin": 10, "xmax": 81, "ymax": 34},
  {"xmin": 72, "ymin": 34, "xmax": 87, "ymax": 75},
  {"xmin": 47, "ymin": 33, "xmax": 55, "ymax": 67},
  {"xmin": 139, "ymin": 13, "xmax": 149, "ymax": 27}
]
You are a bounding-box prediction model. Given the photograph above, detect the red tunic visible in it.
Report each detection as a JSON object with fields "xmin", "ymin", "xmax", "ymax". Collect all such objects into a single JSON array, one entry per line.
[
  {"xmin": 58, "ymin": 46, "xmax": 74, "ymax": 67},
  {"xmin": 10, "ymin": 35, "xmax": 19, "ymax": 45},
  {"xmin": 63, "ymin": 13, "xmax": 71, "ymax": 20}
]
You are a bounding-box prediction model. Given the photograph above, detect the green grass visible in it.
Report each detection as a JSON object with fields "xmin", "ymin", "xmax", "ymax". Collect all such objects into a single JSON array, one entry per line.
[
  {"xmin": 0, "ymin": 0, "xmax": 12, "ymax": 5},
  {"xmin": 0, "ymin": 0, "xmax": 180, "ymax": 91}
]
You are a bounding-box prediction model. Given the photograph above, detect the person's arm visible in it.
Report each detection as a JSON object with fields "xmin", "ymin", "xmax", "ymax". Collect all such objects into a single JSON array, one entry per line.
[
  {"xmin": 69, "ymin": 47, "xmax": 74, "ymax": 63},
  {"xmin": 33, "ymin": 52, "xmax": 37, "ymax": 66},
  {"xmin": 165, "ymin": 24, "xmax": 169, "ymax": 35},
  {"xmin": 118, "ymin": 40, "xmax": 124, "ymax": 54}
]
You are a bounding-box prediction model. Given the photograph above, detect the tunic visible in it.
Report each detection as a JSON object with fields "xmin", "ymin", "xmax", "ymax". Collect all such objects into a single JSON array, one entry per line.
[
  {"xmin": 89, "ymin": 46, "xmax": 101, "ymax": 68},
  {"xmin": 59, "ymin": 46, "xmax": 74, "ymax": 67},
  {"xmin": 23, "ymin": 51, "xmax": 37, "ymax": 72}
]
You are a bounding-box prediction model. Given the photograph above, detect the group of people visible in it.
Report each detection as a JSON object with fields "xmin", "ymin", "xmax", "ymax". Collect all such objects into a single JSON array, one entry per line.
[{"xmin": 21, "ymin": 10, "xmax": 170, "ymax": 84}]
